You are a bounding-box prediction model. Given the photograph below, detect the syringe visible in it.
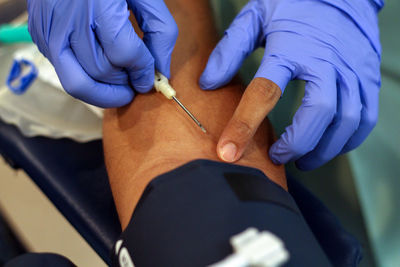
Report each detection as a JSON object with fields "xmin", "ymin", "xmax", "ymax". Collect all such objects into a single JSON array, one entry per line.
[{"xmin": 154, "ymin": 71, "xmax": 207, "ymax": 133}]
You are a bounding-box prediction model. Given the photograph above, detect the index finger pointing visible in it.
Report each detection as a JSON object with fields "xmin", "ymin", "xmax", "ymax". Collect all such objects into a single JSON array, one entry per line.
[{"xmin": 217, "ymin": 78, "xmax": 281, "ymax": 162}]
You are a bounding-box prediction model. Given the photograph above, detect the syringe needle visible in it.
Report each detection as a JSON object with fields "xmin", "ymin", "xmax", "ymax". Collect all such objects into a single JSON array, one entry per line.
[
  {"xmin": 154, "ymin": 71, "xmax": 207, "ymax": 133},
  {"xmin": 172, "ymin": 96, "xmax": 207, "ymax": 133}
]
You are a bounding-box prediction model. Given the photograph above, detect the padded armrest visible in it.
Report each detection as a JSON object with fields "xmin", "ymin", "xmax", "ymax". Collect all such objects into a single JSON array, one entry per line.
[{"xmin": 0, "ymin": 119, "xmax": 121, "ymax": 265}]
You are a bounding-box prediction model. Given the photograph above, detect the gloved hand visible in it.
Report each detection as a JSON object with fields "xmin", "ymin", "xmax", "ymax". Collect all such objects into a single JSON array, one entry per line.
[
  {"xmin": 200, "ymin": 0, "xmax": 383, "ymax": 170},
  {"xmin": 27, "ymin": 0, "xmax": 178, "ymax": 108}
]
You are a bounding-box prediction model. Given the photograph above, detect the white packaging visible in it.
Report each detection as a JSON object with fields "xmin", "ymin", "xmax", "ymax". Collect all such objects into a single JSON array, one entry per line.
[{"xmin": 0, "ymin": 44, "xmax": 103, "ymax": 142}]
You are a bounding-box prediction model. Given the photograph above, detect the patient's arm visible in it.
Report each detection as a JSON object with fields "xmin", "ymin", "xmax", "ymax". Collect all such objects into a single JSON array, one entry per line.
[{"xmin": 103, "ymin": 0, "xmax": 286, "ymax": 229}]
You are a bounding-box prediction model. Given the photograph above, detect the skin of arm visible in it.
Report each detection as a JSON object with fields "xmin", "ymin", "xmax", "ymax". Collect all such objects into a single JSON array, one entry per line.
[{"xmin": 103, "ymin": 0, "xmax": 286, "ymax": 229}]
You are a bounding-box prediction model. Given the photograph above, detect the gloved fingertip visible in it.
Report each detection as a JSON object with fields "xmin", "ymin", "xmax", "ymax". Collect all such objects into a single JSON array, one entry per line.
[
  {"xmin": 90, "ymin": 85, "xmax": 135, "ymax": 108},
  {"xmin": 269, "ymin": 154, "xmax": 282, "ymax": 165},
  {"xmin": 135, "ymin": 84, "xmax": 153, "ymax": 94},
  {"xmin": 131, "ymin": 76, "xmax": 154, "ymax": 93},
  {"xmin": 268, "ymin": 144, "xmax": 284, "ymax": 165},
  {"xmin": 199, "ymin": 71, "xmax": 218, "ymax": 90},
  {"xmin": 113, "ymin": 90, "xmax": 135, "ymax": 107},
  {"xmin": 130, "ymin": 68, "xmax": 154, "ymax": 94}
]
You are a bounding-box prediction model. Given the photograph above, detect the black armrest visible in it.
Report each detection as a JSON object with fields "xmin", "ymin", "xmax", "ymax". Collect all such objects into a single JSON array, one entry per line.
[{"xmin": 0, "ymin": 119, "xmax": 121, "ymax": 265}]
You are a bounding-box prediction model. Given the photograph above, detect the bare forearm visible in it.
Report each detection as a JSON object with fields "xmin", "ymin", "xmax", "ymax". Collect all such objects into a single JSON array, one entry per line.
[{"xmin": 103, "ymin": 0, "xmax": 286, "ymax": 229}]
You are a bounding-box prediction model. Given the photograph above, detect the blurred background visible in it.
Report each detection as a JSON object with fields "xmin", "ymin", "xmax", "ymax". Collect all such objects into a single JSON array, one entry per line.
[{"xmin": 0, "ymin": 0, "xmax": 399, "ymax": 266}]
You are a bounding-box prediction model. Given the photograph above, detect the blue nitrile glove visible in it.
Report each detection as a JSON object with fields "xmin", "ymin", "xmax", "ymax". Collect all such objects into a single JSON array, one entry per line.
[
  {"xmin": 27, "ymin": 0, "xmax": 178, "ymax": 108},
  {"xmin": 200, "ymin": 0, "xmax": 383, "ymax": 170}
]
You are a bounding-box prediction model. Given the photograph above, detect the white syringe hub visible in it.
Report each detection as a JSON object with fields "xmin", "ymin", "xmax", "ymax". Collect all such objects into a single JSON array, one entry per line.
[{"xmin": 154, "ymin": 71, "xmax": 176, "ymax": 99}]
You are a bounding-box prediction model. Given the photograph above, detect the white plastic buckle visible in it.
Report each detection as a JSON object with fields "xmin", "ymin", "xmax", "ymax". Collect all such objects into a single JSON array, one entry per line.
[{"xmin": 209, "ymin": 228, "xmax": 289, "ymax": 267}]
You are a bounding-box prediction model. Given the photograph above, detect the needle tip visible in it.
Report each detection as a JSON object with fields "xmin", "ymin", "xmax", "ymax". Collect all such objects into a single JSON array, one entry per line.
[{"xmin": 200, "ymin": 125, "xmax": 207, "ymax": 133}]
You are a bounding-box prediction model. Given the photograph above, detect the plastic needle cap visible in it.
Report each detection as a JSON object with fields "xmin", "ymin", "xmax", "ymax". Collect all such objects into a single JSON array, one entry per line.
[{"xmin": 154, "ymin": 72, "xmax": 207, "ymax": 133}]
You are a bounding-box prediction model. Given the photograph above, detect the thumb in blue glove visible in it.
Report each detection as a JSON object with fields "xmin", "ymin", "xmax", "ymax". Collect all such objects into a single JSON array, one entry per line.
[
  {"xmin": 200, "ymin": 0, "xmax": 382, "ymax": 170},
  {"xmin": 27, "ymin": 0, "xmax": 178, "ymax": 108}
]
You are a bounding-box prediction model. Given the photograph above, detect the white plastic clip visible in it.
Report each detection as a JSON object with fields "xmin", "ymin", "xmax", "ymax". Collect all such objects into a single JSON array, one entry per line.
[{"xmin": 209, "ymin": 228, "xmax": 289, "ymax": 267}]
